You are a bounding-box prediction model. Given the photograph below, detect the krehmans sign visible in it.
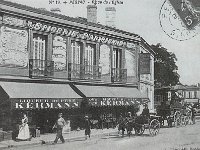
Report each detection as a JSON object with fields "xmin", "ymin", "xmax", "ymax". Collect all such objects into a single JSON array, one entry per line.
[
  {"xmin": 11, "ymin": 98, "xmax": 82, "ymax": 109},
  {"xmin": 88, "ymin": 97, "xmax": 148, "ymax": 106}
]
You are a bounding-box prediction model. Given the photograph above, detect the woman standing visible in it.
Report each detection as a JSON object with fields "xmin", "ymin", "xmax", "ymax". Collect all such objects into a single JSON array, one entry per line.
[{"xmin": 16, "ymin": 113, "xmax": 31, "ymax": 141}]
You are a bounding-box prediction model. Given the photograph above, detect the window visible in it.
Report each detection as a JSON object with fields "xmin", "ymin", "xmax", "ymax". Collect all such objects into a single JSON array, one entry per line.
[
  {"xmin": 69, "ymin": 41, "xmax": 82, "ymax": 79},
  {"xmin": 32, "ymin": 34, "xmax": 47, "ymax": 71},
  {"xmin": 71, "ymin": 41, "xmax": 81, "ymax": 65},
  {"xmin": 112, "ymin": 48, "xmax": 122, "ymax": 69},
  {"xmin": 111, "ymin": 48, "xmax": 126, "ymax": 82},
  {"xmin": 33, "ymin": 34, "xmax": 46, "ymax": 61},
  {"xmin": 85, "ymin": 44, "xmax": 96, "ymax": 76},
  {"xmin": 194, "ymin": 91, "xmax": 197, "ymax": 98},
  {"xmin": 85, "ymin": 44, "xmax": 95, "ymax": 67}
]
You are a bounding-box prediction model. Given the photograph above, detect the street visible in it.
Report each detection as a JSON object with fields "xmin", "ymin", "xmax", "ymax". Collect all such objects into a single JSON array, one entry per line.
[{"xmin": 6, "ymin": 121, "xmax": 200, "ymax": 150}]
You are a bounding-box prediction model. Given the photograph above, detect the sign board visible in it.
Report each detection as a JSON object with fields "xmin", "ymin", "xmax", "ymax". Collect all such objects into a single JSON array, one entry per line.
[
  {"xmin": 11, "ymin": 98, "xmax": 82, "ymax": 109},
  {"xmin": 139, "ymin": 53, "xmax": 151, "ymax": 74},
  {"xmin": 88, "ymin": 97, "xmax": 149, "ymax": 107}
]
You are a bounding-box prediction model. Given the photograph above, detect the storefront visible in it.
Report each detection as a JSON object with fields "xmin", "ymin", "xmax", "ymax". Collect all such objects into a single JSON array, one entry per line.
[
  {"xmin": 73, "ymin": 84, "xmax": 149, "ymax": 128},
  {"xmin": 0, "ymin": 81, "xmax": 83, "ymax": 136},
  {"xmin": 0, "ymin": 0, "xmax": 154, "ymax": 136}
]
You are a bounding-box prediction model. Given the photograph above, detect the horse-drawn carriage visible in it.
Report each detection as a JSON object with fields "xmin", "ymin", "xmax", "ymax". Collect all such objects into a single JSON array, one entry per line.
[
  {"xmin": 118, "ymin": 113, "xmax": 160, "ymax": 137},
  {"xmin": 156, "ymin": 101, "xmax": 193, "ymax": 127}
]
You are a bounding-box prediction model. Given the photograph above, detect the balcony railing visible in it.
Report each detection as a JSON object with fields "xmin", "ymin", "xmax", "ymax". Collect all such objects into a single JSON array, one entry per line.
[
  {"xmin": 29, "ymin": 59, "xmax": 54, "ymax": 78},
  {"xmin": 111, "ymin": 68, "xmax": 127, "ymax": 83},
  {"xmin": 68, "ymin": 63, "xmax": 102, "ymax": 80}
]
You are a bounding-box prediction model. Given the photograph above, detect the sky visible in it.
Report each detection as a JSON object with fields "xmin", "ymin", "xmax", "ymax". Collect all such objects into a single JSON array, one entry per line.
[{"xmin": 7, "ymin": 0, "xmax": 200, "ymax": 85}]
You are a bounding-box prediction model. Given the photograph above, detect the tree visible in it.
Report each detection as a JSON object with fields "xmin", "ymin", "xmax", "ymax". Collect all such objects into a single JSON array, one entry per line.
[{"xmin": 151, "ymin": 43, "xmax": 180, "ymax": 87}]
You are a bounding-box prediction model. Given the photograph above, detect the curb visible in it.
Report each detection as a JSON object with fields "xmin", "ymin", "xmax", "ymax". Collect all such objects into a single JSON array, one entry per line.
[{"xmin": 0, "ymin": 131, "xmax": 117, "ymax": 150}]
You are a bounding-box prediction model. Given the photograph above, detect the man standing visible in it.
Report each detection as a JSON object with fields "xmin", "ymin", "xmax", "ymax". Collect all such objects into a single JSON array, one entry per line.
[
  {"xmin": 52, "ymin": 113, "xmax": 66, "ymax": 144},
  {"xmin": 84, "ymin": 116, "xmax": 91, "ymax": 140}
]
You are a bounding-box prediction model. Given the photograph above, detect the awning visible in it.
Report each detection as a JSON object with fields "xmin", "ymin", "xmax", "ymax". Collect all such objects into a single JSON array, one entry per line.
[
  {"xmin": 75, "ymin": 85, "xmax": 149, "ymax": 107},
  {"xmin": 0, "ymin": 82, "xmax": 82, "ymax": 109}
]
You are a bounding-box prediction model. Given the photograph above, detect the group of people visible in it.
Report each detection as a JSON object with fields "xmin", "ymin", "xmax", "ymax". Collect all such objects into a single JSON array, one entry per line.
[
  {"xmin": 15, "ymin": 105, "xmax": 150, "ymax": 143},
  {"xmin": 52, "ymin": 113, "xmax": 91, "ymax": 144},
  {"xmin": 15, "ymin": 112, "xmax": 92, "ymax": 144},
  {"xmin": 117, "ymin": 104, "xmax": 150, "ymax": 136}
]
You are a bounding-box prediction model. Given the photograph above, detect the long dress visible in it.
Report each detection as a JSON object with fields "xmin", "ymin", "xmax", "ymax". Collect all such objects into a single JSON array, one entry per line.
[{"xmin": 17, "ymin": 117, "xmax": 30, "ymax": 140}]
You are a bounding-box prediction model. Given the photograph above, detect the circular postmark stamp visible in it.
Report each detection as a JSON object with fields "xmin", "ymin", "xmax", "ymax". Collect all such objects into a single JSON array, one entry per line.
[{"xmin": 159, "ymin": 0, "xmax": 200, "ymax": 41}]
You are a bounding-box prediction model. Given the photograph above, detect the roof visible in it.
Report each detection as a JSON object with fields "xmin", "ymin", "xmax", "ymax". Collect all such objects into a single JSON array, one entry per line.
[
  {"xmin": 0, "ymin": 0, "xmax": 140, "ymax": 39},
  {"xmin": 171, "ymin": 84, "xmax": 187, "ymax": 90}
]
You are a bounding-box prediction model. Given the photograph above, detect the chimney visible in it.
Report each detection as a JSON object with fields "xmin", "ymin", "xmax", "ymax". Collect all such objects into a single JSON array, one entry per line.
[
  {"xmin": 87, "ymin": 5, "xmax": 97, "ymax": 23},
  {"xmin": 105, "ymin": 7, "xmax": 116, "ymax": 28},
  {"xmin": 50, "ymin": 8, "xmax": 61, "ymax": 14}
]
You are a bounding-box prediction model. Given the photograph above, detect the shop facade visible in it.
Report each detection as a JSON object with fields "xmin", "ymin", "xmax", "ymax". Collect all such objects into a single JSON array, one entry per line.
[{"xmin": 0, "ymin": 0, "xmax": 154, "ymax": 136}]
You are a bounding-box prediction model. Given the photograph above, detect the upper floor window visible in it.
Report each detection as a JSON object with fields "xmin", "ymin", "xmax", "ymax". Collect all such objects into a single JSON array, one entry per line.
[
  {"xmin": 29, "ymin": 34, "xmax": 53, "ymax": 78},
  {"xmin": 112, "ymin": 48, "xmax": 127, "ymax": 82},
  {"xmin": 71, "ymin": 41, "xmax": 81, "ymax": 65},
  {"xmin": 85, "ymin": 44, "xmax": 95, "ymax": 67},
  {"xmin": 33, "ymin": 34, "xmax": 47, "ymax": 60},
  {"xmin": 112, "ymin": 48, "xmax": 122, "ymax": 69}
]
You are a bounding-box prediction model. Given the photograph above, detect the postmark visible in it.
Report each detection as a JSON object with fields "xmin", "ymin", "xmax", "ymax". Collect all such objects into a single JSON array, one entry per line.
[
  {"xmin": 169, "ymin": 0, "xmax": 200, "ymax": 29},
  {"xmin": 159, "ymin": 0, "xmax": 200, "ymax": 41}
]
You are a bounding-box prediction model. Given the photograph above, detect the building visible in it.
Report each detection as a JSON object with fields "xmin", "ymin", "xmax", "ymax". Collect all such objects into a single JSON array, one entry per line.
[
  {"xmin": 182, "ymin": 85, "xmax": 200, "ymax": 104},
  {"xmin": 0, "ymin": 0, "xmax": 154, "ymax": 134},
  {"xmin": 154, "ymin": 84, "xmax": 200, "ymax": 112}
]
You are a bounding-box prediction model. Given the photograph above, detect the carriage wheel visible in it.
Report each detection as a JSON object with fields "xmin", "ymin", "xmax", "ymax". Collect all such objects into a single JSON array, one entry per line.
[
  {"xmin": 149, "ymin": 119, "xmax": 160, "ymax": 136},
  {"xmin": 134, "ymin": 125, "xmax": 145, "ymax": 136},
  {"xmin": 174, "ymin": 111, "xmax": 181, "ymax": 127}
]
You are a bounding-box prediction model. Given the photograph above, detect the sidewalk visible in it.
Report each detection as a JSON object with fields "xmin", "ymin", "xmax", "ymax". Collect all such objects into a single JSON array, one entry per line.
[{"xmin": 0, "ymin": 128, "xmax": 117, "ymax": 149}]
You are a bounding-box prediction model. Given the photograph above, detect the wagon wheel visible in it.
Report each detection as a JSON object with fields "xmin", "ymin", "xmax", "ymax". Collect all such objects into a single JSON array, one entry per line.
[
  {"xmin": 134, "ymin": 125, "xmax": 145, "ymax": 135},
  {"xmin": 174, "ymin": 111, "xmax": 181, "ymax": 127},
  {"xmin": 149, "ymin": 119, "xmax": 160, "ymax": 136}
]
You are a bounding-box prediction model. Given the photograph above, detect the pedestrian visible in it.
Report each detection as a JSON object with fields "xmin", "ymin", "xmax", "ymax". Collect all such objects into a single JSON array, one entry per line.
[
  {"xmin": 117, "ymin": 113, "xmax": 125, "ymax": 136},
  {"xmin": 84, "ymin": 116, "xmax": 91, "ymax": 140},
  {"xmin": 191, "ymin": 104, "xmax": 197, "ymax": 124},
  {"xmin": 52, "ymin": 113, "xmax": 66, "ymax": 144},
  {"xmin": 141, "ymin": 104, "xmax": 150, "ymax": 124},
  {"xmin": 16, "ymin": 113, "xmax": 31, "ymax": 141}
]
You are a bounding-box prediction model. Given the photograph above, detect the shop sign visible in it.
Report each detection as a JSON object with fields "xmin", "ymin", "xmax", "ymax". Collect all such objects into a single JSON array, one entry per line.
[
  {"xmin": 26, "ymin": 21, "xmax": 135, "ymax": 48},
  {"xmin": 11, "ymin": 98, "xmax": 81, "ymax": 109},
  {"xmin": 139, "ymin": 53, "xmax": 150, "ymax": 74},
  {"xmin": 88, "ymin": 97, "xmax": 148, "ymax": 106}
]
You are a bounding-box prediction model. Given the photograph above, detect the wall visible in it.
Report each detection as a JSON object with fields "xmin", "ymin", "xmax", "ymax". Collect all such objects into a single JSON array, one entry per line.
[
  {"xmin": 139, "ymin": 46, "xmax": 155, "ymax": 112},
  {"xmin": 0, "ymin": 25, "xmax": 29, "ymax": 77}
]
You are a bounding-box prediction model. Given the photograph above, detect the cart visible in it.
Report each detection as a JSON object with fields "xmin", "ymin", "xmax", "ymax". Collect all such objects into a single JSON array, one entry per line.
[{"xmin": 119, "ymin": 115, "xmax": 160, "ymax": 137}]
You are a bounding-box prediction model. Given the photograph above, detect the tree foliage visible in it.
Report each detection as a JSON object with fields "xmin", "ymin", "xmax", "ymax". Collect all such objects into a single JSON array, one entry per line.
[{"xmin": 152, "ymin": 43, "xmax": 180, "ymax": 87}]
